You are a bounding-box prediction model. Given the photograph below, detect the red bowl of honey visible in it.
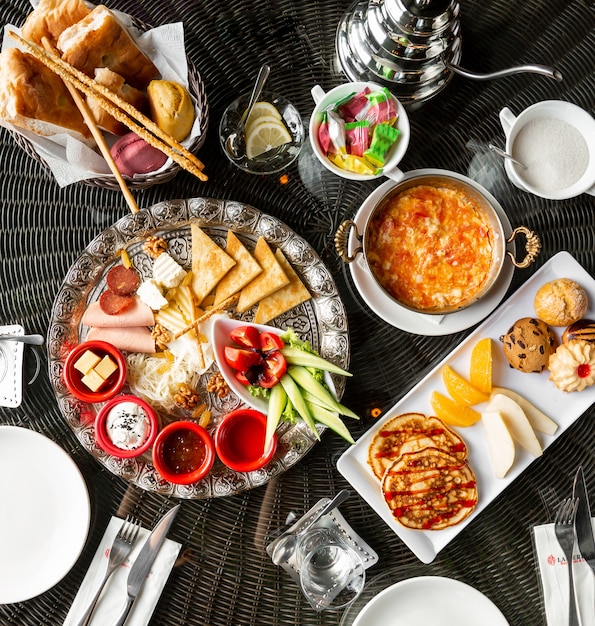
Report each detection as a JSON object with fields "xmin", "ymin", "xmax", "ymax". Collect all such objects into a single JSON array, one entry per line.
[
  {"xmin": 214, "ymin": 409, "xmax": 277, "ymax": 473},
  {"xmin": 64, "ymin": 340, "xmax": 127, "ymax": 403},
  {"xmin": 152, "ymin": 421, "xmax": 215, "ymax": 484}
]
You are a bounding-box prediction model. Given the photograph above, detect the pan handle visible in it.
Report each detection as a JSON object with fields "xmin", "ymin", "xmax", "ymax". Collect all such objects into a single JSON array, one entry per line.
[
  {"xmin": 335, "ymin": 220, "xmax": 364, "ymax": 263},
  {"xmin": 506, "ymin": 226, "xmax": 541, "ymax": 268}
]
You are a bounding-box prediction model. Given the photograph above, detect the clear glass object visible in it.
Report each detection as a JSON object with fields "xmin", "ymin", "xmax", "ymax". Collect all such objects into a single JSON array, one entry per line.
[
  {"xmin": 297, "ymin": 528, "xmax": 366, "ymax": 611},
  {"xmin": 219, "ymin": 90, "xmax": 304, "ymax": 174}
]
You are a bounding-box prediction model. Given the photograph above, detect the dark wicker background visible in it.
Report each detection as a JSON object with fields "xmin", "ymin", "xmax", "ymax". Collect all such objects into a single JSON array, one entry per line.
[{"xmin": 0, "ymin": 0, "xmax": 594, "ymax": 624}]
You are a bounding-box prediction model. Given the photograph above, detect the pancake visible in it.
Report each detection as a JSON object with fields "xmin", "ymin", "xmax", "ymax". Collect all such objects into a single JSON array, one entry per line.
[
  {"xmin": 381, "ymin": 447, "xmax": 478, "ymax": 531},
  {"xmin": 367, "ymin": 412, "xmax": 467, "ymax": 480}
]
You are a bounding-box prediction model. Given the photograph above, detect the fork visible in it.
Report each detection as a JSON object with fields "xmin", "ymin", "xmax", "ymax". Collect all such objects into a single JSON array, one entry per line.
[
  {"xmin": 554, "ymin": 498, "xmax": 580, "ymax": 626},
  {"xmin": 75, "ymin": 516, "xmax": 141, "ymax": 626}
]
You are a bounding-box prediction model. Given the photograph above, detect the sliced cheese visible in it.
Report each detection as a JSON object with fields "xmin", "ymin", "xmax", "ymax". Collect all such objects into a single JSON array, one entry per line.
[
  {"xmin": 486, "ymin": 393, "xmax": 542, "ymax": 458},
  {"xmin": 482, "ymin": 410, "xmax": 515, "ymax": 479}
]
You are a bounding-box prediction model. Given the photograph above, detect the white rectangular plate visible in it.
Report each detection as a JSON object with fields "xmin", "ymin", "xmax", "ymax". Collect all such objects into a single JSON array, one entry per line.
[{"xmin": 338, "ymin": 251, "xmax": 595, "ymax": 563}]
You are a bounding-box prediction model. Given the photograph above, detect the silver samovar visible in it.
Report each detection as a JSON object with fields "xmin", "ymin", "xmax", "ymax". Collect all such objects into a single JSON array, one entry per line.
[{"xmin": 336, "ymin": 0, "xmax": 561, "ymax": 105}]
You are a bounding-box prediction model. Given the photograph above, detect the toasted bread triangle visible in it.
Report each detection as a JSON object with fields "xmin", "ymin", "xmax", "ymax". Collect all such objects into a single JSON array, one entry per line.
[
  {"xmin": 190, "ymin": 224, "xmax": 235, "ymax": 305},
  {"xmin": 214, "ymin": 231, "xmax": 262, "ymax": 305},
  {"xmin": 236, "ymin": 238, "xmax": 289, "ymax": 313},
  {"xmin": 254, "ymin": 249, "xmax": 311, "ymax": 324}
]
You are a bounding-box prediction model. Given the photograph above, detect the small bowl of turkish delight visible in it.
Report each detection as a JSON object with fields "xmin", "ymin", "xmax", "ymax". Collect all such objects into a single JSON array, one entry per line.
[
  {"xmin": 64, "ymin": 340, "xmax": 127, "ymax": 403},
  {"xmin": 95, "ymin": 394, "xmax": 159, "ymax": 459},
  {"xmin": 309, "ymin": 81, "xmax": 409, "ymax": 181}
]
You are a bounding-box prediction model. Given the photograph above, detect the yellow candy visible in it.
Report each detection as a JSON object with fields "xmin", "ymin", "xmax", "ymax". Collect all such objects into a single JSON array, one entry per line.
[{"xmin": 328, "ymin": 152, "xmax": 377, "ymax": 175}]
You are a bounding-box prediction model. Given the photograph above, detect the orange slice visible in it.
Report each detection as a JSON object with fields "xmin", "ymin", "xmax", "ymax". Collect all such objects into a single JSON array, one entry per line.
[
  {"xmin": 470, "ymin": 337, "xmax": 493, "ymax": 394},
  {"xmin": 441, "ymin": 364, "xmax": 489, "ymax": 406},
  {"xmin": 430, "ymin": 390, "xmax": 481, "ymax": 427}
]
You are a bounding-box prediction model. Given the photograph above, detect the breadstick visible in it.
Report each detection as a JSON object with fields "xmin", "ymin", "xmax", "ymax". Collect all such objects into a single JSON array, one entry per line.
[
  {"xmin": 174, "ymin": 294, "xmax": 240, "ymax": 339},
  {"xmin": 40, "ymin": 38, "xmax": 140, "ymax": 213},
  {"xmin": 10, "ymin": 31, "xmax": 207, "ymax": 181}
]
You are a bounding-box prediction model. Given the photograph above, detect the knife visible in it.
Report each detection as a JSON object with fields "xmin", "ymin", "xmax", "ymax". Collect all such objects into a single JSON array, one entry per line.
[
  {"xmin": 572, "ymin": 466, "xmax": 595, "ymax": 574},
  {"xmin": 113, "ymin": 504, "xmax": 180, "ymax": 626}
]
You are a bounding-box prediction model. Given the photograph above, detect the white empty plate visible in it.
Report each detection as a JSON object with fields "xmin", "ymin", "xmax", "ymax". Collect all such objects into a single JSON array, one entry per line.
[
  {"xmin": 0, "ymin": 426, "xmax": 90, "ymax": 603},
  {"xmin": 352, "ymin": 576, "xmax": 508, "ymax": 625}
]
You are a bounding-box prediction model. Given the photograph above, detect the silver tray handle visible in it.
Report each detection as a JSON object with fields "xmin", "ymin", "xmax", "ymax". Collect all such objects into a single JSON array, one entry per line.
[{"xmin": 335, "ymin": 220, "xmax": 363, "ymax": 264}]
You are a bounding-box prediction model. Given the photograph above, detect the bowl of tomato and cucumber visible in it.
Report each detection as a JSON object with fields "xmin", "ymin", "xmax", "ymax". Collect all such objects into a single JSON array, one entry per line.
[{"xmin": 210, "ymin": 318, "xmax": 358, "ymax": 447}]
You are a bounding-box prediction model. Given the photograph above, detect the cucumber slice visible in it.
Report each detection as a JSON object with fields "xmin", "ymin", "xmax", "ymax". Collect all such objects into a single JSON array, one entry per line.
[
  {"xmin": 288, "ymin": 366, "xmax": 360, "ymax": 419},
  {"xmin": 306, "ymin": 401, "xmax": 355, "ymax": 444},
  {"xmin": 265, "ymin": 383, "xmax": 287, "ymax": 450},
  {"xmin": 281, "ymin": 347, "xmax": 352, "ymax": 376},
  {"xmin": 280, "ymin": 374, "xmax": 319, "ymax": 439}
]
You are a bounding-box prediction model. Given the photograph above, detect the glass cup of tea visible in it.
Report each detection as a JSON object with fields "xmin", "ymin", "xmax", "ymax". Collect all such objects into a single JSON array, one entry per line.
[{"xmin": 296, "ymin": 527, "xmax": 365, "ymax": 611}]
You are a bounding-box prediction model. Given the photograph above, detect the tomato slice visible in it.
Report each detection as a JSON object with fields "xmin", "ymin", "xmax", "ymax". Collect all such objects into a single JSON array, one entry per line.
[
  {"xmin": 229, "ymin": 325, "xmax": 262, "ymax": 349},
  {"xmin": 234, "ymin": 370, "xmax": 252, "ymax": 386},
  {"xmin": 224, "ymin": 346, "xmax": 263, "ymax": 372},
  {"xmin": 259, "ymin": 331, "xmax": 285, "ymax": 352},
  {"xmin": 262, "ymin": 350, "xmax": 287, "ymax": 385}
]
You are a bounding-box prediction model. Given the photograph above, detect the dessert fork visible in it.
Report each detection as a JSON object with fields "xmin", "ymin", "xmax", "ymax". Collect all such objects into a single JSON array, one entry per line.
[
  {"xmin": 75, "ymin": 516, "xmax": 141, "ymax": 626},
  {"xmin": 554, "ymin": 498, "xmax": 580, "ymax": 626}
]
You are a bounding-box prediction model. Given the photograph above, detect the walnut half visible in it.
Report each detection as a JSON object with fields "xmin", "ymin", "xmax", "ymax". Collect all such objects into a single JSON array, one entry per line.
[
  {"xmin": 174, "ymin": 383, "xmax": 201, "ymax": 410},
  {"xmin": 206, "ymin": 372, "xmax": 230, "ymax": 398},
  {"xmin": 143, "ymin": 235, "xmax": 168, "ymax": 258}
]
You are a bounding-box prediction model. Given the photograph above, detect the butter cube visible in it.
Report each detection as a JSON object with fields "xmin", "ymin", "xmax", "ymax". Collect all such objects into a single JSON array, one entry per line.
[
  {"xmin": 74, "ymin": 350, "xmax": 101, "ymax": 375},
  {"xmin": 81, "ymin": 369, "xmax": 106, "ymax": 392},
  {"xmin": 94, "ymin": 355, "xmax": 118, "ymax": 380}
]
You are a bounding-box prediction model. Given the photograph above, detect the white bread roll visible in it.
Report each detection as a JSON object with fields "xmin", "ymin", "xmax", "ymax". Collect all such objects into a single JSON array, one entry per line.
[
  {"xmin": 21, "ymin": 0, "xmax": 91, "ymax": 46},
  {"xmin": 57, "ymin": 5, "xmax": 159, "ymax": 90},
  {"xmin": 0, "ymin": 47, "xmax": 90, "ymax": 139}
]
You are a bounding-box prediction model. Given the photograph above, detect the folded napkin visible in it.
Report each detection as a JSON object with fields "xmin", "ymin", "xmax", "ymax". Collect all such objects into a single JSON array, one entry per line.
[
  {"xmin": 64, "ymin": 516, "xmax": 181, "ymax": 626},
  {"xmin": 534, "ymin": 521, "xmax": 595, "ymax": 626},
  {"xmin": 0, "ymin": 324, "xmax": 24, "ymax": 408}
]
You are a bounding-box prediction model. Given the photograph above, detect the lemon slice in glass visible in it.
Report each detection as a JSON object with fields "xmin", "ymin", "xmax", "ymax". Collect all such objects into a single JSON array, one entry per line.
[
  {"xmin": 245, "ymin": 114, "xmax": 285, "ymax": 138},
  {"xmin": 245, "ymin": 119, "xmax": 292, "ymax": 159},
  {"xmin": 248, "ymin": 101, "xmax": 283, "ymax": 122}
]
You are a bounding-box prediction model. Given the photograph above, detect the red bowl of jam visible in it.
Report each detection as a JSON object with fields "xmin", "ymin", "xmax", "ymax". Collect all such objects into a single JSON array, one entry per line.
[
  {"xmin": 95, "ymin": 394, "xmax": 158, "ymax": 459},
  {"xmin": 64, "ymin": 340, "xmax": 127, "ymax": 403},
  {"xmin": 152, "ymin": 421, "xmax": 215, "ymax": 484},
  {"xmin": 214, "ymin": 409, "xmax": 277, "ymax": 473}
]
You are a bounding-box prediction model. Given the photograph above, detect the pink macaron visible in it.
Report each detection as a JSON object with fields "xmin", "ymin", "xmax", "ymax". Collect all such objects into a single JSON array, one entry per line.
[{"xmin": 110, "ymin": 132, "xmax": 168, "ymax": 176}]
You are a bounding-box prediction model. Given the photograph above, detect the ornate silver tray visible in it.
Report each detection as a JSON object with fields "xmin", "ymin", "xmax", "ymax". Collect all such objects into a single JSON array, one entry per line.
[{"xmin": 48, "ymin": 198, "xmax": 350, "ymax": 499}]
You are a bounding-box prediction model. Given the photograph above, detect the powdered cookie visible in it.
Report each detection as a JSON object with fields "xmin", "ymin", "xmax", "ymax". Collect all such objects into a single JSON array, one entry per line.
[{"xmin": 534, "ymin": 278, "xmax": 588, "ymax": 326}]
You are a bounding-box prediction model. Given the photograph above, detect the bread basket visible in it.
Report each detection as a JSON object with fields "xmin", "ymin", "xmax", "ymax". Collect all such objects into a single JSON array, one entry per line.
[{"xmin": 8, "ymin": 15, "xmax": 209, "ymax": 190}]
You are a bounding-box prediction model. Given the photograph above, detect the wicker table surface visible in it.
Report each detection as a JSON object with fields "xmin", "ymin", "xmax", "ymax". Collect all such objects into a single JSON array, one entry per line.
[{"xmin": 1, "ymin": 0, "xmax": 594, "ymax": 624}]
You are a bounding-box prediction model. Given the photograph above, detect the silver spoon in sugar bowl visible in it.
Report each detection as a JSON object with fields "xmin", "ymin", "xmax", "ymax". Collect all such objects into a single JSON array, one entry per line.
[
  {"xmin": 224, "ymin": 64, "xmax": 270, "ymax": 160},
  {"xmin": 488, "ymin": 143, "xmax": 527, "ymax": 169}
]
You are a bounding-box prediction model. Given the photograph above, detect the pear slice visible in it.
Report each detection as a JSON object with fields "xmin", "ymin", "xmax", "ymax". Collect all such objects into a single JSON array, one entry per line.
[
  {"xmin": 481, "ymin": 410, "xmax": 515, "ymax": 478},
  {"xmin": 491, "ymin": 387, "xmax": 558, "ymax": 435},
  {"xmin": 486, "ymin": 393, "xmax": 543, "ymax": 458}
]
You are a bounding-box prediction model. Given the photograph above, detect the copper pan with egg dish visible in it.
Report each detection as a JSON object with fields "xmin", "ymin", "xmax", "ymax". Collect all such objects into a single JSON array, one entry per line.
[{"xmin": 335, "ymin": 169, "xmax": 541, "ymax": 315}]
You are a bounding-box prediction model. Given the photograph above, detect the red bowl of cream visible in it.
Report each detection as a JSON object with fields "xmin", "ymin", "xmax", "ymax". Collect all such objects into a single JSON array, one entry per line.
[
  {"xmin": 95, "ymin": 394, "xmax": 158, "ymax": 458},
  {"xmin": 152, "ymin": 421, "xmax": 215, "ymax": 484},
  {"xmin": 214, "ymin": 409, "xmax": 277, "ymax": 473}
]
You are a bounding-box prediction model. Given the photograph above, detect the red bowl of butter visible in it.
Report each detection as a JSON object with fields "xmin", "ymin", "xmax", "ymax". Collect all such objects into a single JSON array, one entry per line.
[
  {"xmin": 152, "ymin": 421, "xmax": 215, "ymax": 484},
  {"xmin": 64, "ymin": 340, "xmax": 127, "ymax": 403},
  {"xmin": 95, "ymin": 394, "xmax": 158, "ymax": 458},
  {"xmin": 215, "ymin": 409, "xmax": 277, "ymax": 473}
]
